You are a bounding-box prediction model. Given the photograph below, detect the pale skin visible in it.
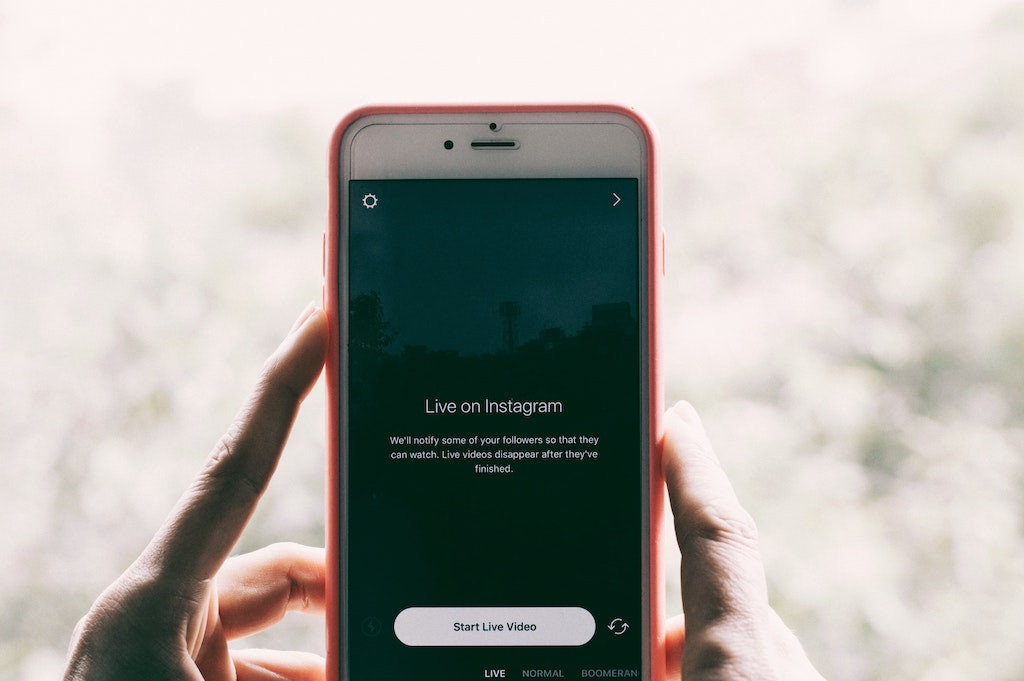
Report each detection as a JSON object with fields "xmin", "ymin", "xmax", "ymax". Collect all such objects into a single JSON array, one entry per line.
[{"xmin": 63, "ymin": 304, "xmax": 825, "ymax": 681}]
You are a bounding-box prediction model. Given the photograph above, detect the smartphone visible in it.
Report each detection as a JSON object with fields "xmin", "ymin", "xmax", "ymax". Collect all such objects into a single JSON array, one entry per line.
[{"xmin": 325, "ymin": 105, "xmax": 663, "ymax": 681}]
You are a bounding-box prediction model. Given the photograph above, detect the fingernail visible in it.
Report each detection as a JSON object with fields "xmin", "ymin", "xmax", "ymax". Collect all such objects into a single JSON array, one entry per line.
[
  {"xmin": 290, "ymin": 302, "xmax": 319, "ymax": 334},
  {"xmin": 670, "ymin": 400, "xmax": 700, "ymax": 423}
]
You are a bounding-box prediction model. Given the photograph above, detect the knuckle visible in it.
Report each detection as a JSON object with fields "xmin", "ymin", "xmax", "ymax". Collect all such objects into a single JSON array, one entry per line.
[
  {"xmin": 679, "ymin": 498, "xmax": 760, "ymax": 553},
  {"xmin": 199, "ymin": 429, "xmax": 264, "ymax": 503},
  {"xmin": 234, "ymin": 542, "xmax": 321, "ymax": 614},
  {"xmin": 684, "ymin": 620, "xmax": 781, "ymax": 681},
  {"xmin": 289, "ymin": 571, "xmax": 313, "ymax": 611}
]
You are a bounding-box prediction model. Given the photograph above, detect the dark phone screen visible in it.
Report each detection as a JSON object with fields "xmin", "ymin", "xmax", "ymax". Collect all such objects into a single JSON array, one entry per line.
[{"xmin": 345, "ymin": 178, "xmax": 644, "ymax": 681}]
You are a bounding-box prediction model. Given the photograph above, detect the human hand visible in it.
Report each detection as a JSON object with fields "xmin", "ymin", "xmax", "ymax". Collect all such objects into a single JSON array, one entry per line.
[
  {"xmin": 64, "ymin": 304, "xmax": 330, "ymax": 681},
  {"xmin": 662, "ymin": 401, "xmax": 826, "ymax": 681}
]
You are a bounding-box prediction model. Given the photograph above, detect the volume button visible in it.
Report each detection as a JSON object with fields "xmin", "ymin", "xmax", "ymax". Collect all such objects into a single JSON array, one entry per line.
[{"xmin": 321, "ymin": 231, "xmax": 329, "ymax": 311}]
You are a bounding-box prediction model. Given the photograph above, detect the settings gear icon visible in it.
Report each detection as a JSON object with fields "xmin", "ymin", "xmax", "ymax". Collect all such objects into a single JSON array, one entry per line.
[{"xmin": 361, "ymin": 193, "xmax": 379, "ymax": 209}]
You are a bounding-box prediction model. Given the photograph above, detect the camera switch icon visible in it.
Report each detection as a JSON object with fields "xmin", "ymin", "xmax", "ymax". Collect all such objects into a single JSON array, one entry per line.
[{"xmin": 607, "ymin": 618, "xmax": 629, "ymax": 635}]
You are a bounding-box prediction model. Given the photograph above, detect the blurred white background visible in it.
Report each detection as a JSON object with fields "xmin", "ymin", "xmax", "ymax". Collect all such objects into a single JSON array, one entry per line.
[{"xmin": 3, "ymin": 0, "xmax": 1024, "ymax": 679}]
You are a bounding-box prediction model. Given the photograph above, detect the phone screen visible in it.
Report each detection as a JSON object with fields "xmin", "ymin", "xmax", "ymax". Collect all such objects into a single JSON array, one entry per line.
[{"xmin": 345, "ymin": 177, "xmax": 645, "ymax": 680}]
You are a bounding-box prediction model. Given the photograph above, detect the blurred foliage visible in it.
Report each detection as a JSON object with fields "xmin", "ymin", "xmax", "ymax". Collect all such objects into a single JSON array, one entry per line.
[
  {"xmin": 0, "ymin": 85, "xmax": 330, "ymax": 678},
  {"xmin": 3, "ymin": 2, "xmax": 1024, "ymax": 681},
  {"xmin": 658, "ymin": 5, "xmax": 1024, "ymax": 680}
]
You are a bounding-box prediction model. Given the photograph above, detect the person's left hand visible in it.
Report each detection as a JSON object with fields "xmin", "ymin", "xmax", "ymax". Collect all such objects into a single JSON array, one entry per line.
[{"xmin": 64, "ymin": 304, "xmax": 330, "ymax": 681}]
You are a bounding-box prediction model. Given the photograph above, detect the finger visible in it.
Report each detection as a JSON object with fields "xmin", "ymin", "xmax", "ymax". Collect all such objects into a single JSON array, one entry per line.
[
  {"xmin": 216, "ymin": 543, "xmax": 326, "ymax": 639},
  {"xmin": 141, "ymin": 305, "xmax": 329, "ymax": 587},
  {"xmin": 232, "ymin": 648, "xmax": 325, "ymax": 681},
  {"xmin": 662, "ymin": 401, "xmax": 769, "ymax": 633},
  {"xmin": 664, "ymin": 614, "xmax": 685, "ymax": 681}
]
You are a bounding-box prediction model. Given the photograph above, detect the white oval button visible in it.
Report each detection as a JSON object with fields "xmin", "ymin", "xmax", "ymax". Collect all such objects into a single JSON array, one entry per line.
[{"xmin": 394, "ymin": 607, "xmax": 596, "ymax": 647}]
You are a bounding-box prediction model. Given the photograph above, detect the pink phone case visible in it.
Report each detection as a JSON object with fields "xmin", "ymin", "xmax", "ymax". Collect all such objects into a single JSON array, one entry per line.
[{"xmin": 325, "ymin": 104, "xmax": 663, "ymax": 681}]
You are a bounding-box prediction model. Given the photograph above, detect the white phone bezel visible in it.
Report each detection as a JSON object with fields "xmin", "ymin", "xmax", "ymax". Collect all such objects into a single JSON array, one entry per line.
[{"xmin": 342, "ymin": 111, "xmax": 647, "ymax": 180}]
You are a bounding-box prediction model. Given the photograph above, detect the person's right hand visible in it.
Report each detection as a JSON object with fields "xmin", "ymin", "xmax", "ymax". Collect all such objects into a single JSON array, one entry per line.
[{"xmin": 662, "ymin": 401, "xmax": 826, "ymax": 680}]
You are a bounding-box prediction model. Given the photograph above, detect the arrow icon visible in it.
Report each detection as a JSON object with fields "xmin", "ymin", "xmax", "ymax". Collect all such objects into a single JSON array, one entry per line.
[
  {"xmin": 612, "ymin": 192, "xmax": 621, "ymax": 207},
  {"xmin": 607, "ymin": 618, "xmax": 629, "ymax": 635}
]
